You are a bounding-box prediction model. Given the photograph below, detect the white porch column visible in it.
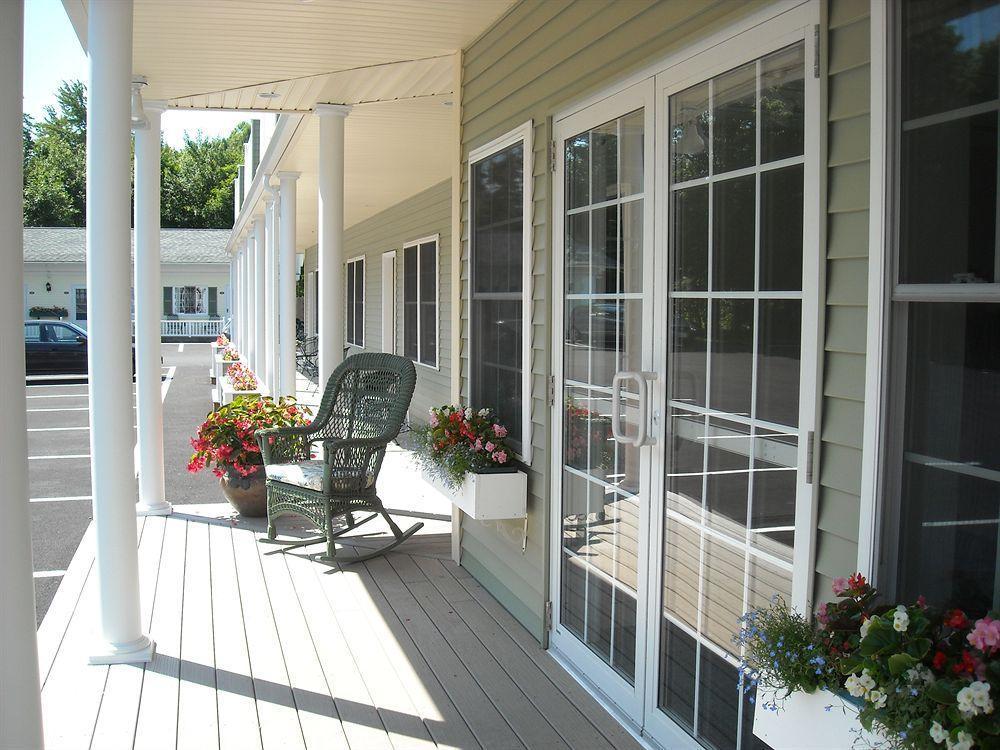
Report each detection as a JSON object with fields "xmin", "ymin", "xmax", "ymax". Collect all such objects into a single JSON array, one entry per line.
[
  {"xmin": 228, "ymin": 255, "xmax": 235, "ymax": 339},
  {"xmin": 263, "ymin": 191, "xmax": 276, "ymax": 393},
  {"xmin": 245, "ymin": 231, "xmax": 256, "ymax": 370},
  {"xmin": 254, "ymin": 218, "xmax": 266, "ymax": 380},
  {"xmin": 0, "ymin": 2, "xmax": 45, "ymax": 745},
  {"xmin": 86, "ymin": 0, "xmax": 154, "ymax": 665},
  {"xmin": 237, "ymin": 240, "xmax": 247, "ymax": 351},
  {"xmin": 278, "ymin": 172, "xmax": 299, "ymax": 396},
  {"xmin": 270, "ymin": 193, "xmax": 281, "ymax": 394},
  {"xmin": 316, "ymin": 103, "xmax": 351, "ymax": 387},
  {"xmin": 133, "ymin": 100, "xmax": 171, "ymax": 517}
]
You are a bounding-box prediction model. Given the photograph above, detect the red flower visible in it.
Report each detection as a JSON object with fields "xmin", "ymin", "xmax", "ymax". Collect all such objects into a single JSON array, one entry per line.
[
  {"xmin": 954, "ymin": 650, "xmax": 977, "ymax": 675},
  {"xmin": 945, "ymin": 609, "xmax": 969, "ymax": 630},
  {"xmin": 932, "ymin": 650, "xmax": 948, "ymax": 671},
  {"xmin": 848, "ymin": 573, "xmax": 867, "ymax": 591}
]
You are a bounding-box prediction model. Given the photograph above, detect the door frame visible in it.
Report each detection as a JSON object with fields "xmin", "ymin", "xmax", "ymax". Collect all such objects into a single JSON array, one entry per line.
[
  {"xmin": 381, "ymin": 250, "xmax": 396, "ymax": 354},
  {"xmin": 548, "ymin": 77, "xmax": 658, "ymax": 726},
  {"xmin": 71, "ymin": 283, "xmax": 87, "ymax": 330},
  {"xmin": 547, "ymin": 1, "xmax": 823, "ymax": 746}
]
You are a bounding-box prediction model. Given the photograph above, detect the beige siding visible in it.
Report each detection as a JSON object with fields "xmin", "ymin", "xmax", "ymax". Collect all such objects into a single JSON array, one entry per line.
[
  {"xmin": 343, "ymin": 179, "xmax": 452, "ymax": 424},
  {"xmin": 816, "ymin": 0, "xmax": 871, "ymax": 596},
  {"xmin": 460, "ymin": 0, "xmax": 771, "ymax": 641}
]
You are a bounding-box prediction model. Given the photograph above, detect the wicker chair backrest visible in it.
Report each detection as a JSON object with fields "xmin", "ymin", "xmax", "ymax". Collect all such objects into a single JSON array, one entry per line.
[{"xmin": 310, "ymin": 353, "xmax": 416, "ymax": 444}]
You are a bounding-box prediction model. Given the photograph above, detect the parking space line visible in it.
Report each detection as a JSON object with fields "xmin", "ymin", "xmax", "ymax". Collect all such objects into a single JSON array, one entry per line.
[
  {"xmin": 28, "ymin": 454, "xmax": 90, "ymax": 460},
  {"xmin": 29, "ymin": 495, "xmax": 92, "ymax": 503},
  {"xmin": 27, "ymin": 407, "xmax": 90, "ymax": 412},
  {"xmin": 33, "ymin": 570, "xmax": 67, "ymax": 579},
  {"xmin": 27, "ymin": 426, "xmax": 89, "ymax": 432},
  {"xmin": 27, "ymin": 394, "xmax": 90, "ymax": 399},
  {"xmin": 178, "ymin": 343, "xmax": 185, "ymax": 352}
]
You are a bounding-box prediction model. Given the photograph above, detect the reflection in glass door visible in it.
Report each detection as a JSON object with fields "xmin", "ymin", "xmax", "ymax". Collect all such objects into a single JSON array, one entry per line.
[
  {"xmin": 657, "ymin": 42, "xmax": 807, "ymax": 750},
  {"xmin": 557, "ymin": 99, "xmax": 650, "ymax": 695}
]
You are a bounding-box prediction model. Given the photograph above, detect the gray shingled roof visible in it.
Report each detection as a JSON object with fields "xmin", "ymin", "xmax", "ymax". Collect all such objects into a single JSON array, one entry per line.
[{"xmin": 23, "ymin": 227, "xmax": 230, "ymax": 264}]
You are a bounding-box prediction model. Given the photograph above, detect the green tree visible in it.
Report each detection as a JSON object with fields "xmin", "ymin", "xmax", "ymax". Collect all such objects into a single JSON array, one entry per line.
[
  {"xmin": 23, "ymin": 79, "xmax": 248, "ymax": 229},
  {"xmin": 23, "ymin": 80, "xmax": 87, "ymax": 226},
  {"xmin": 160, "ymin": 123, "xmax": 248, "ymax": 228}
]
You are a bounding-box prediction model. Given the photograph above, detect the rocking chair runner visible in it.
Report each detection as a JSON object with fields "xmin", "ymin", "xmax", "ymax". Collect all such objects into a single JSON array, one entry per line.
[{"xmin": 255, "ymin": 352, "xmax": 420, "ymax": 564}]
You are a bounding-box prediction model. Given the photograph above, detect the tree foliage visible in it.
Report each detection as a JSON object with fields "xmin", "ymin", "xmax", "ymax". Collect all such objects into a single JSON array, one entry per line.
[{"xmin": 22, "ymin": 80, "xmax": 248, "ymax": 229}]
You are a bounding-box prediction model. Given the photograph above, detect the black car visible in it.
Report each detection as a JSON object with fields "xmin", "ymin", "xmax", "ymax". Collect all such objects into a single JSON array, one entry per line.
[{"xmin": 25, "ymin": 320, "xmax": 89, "ymax": 375}]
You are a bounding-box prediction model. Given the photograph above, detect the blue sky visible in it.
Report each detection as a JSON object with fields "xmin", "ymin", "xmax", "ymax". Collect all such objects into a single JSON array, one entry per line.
[{"xmin": 24, "ymin": 0, "xmax": 247, "ymax": 148}]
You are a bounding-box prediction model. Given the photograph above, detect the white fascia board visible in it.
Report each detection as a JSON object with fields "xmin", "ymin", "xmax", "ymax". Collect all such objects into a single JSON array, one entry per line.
[
  {"xmin": 226, "ymin": 113, "xmax": 306, "ymax": 255},
  {"xmin": 60, "ymin": 0, "xmax": 88, "ymax": 51}
]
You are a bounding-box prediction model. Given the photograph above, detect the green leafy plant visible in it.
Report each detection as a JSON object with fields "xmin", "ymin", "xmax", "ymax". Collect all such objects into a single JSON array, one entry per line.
[
  {"xmin": 188, "ymin": 395, "xmax": 309, "ymax": 479},
  {"xmin": 28, "ymin": 305, "xmax": 68, "ymax": 319},
  {"xmin": 739, "ymin": 574, "xmax": 1000, "ymax": 749},
  {"xmin": 412, "ymin": 405, "xmax": 514, "ymax": 488}
]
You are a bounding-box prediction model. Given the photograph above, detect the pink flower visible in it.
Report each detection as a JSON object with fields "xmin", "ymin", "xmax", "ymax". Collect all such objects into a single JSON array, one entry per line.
[
  {"xmin": 485, "ymin": 441, "xmax": 495, "ymax": 453},
  {"xmin": 493, "ymin": 424, "xmax": 507, "ymax": 438},
  {"xmin": 492, "ymin": 451, "xmax": 507, "ymax": 464},
  {"xmin": 832, "ymin": 577, "xmax": 850, "ymax": 596},
  {"xmin": 968, "ymin": 616, "xmax": 1000, "ymax": 654},
  {"xmin": 816, "ymin": 602, "xmax": 829, "ymax": 628},
  {"xmin": 474, "ymin": 438, "xmax": 483, "ymax": 451},
  {"xmin": 429, "ymin": 412, "xmax": 439, "ymax": 427}
]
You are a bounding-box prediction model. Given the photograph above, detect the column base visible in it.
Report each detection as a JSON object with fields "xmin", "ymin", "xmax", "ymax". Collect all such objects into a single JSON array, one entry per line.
[
  {"xmin": 89, "ymin": 634, "xmax": 155, "ymax": 665},
  {"xmin": 136, "ymin": 500, "xmax": 173, "ymax": 517}
]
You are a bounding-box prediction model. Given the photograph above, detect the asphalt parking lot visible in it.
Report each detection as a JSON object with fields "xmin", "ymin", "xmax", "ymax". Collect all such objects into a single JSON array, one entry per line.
[{"xmin": 28, "ymin": 342, "xmax": 221, "ymax": 624}]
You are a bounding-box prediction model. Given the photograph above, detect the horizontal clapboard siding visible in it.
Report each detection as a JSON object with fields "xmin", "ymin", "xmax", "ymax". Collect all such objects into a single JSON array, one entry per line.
[
  {"xmin": 460, "ymin": 0, "xmax": 771, "ymax": 641},
  {"xmin": 816, "ymin": 0, "xmax": 871, "ymax": 597},
  {"xmin": 343, "ymin": 179, "xmax": 452, "ymax": 424}
]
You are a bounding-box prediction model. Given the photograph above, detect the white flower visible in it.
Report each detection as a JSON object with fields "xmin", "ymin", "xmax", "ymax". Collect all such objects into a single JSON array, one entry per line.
[
  {"xmin": 845, "ymin": 673, "xmax": 868, "ymax": 698},
  {"xmin": 893, "ymin": 604, "xmax": 910, "ymax": 632},
  {"xmin": 859, "ymin": 669, "xmax": 876, "ymax": 692},
  {"xmin": 464, "ymin": 407, "xmax": 473, "ymax": 420},
  {"xmin": 860, "ymin": 617, "xmax": 872, "ymax": 639},
  {"xmin": 929, "ymin": 721, "xmax": 948, "ymax": 744},
  {"xmin": 867, "ymin": 689, "xmax": 887, "ymax": 709},
  {"xmin": 957, "ymin": 681, "xmax": 992, "ymax": 718},
  {"xmin": 946, "ymin": 731, "xmax": 974, "ymax": 750}
]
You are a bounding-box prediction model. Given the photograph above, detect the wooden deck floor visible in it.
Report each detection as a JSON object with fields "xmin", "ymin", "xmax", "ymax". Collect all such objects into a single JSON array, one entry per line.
[{"xmin": 38, "ymin": 510, "xmax": 644, "ymax": 750}]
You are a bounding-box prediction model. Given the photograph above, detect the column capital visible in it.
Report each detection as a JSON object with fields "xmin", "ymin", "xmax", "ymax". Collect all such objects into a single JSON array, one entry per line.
[
  {"xmin": 144, "ymin": 99, "xmax": 168, "ymax": 113},
  {"xmin": 277, "ymin": 171, "xmax": 301, "ymax": 182},
  {"xmin": 315, "ymin": 103, "xmax": 352, "ymax": 118}
]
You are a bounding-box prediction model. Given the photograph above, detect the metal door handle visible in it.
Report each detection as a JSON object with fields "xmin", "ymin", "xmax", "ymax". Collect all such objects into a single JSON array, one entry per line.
[{"xmin": 611, "ymin": 370, "xmax": 658, "ymax": 447}]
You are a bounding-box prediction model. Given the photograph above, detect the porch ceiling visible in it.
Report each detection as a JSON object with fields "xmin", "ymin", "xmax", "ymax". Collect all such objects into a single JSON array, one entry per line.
[
  {"xmin": 62, "ymin": 0, "xmax": 514, "ymax": 107},
  {"xmin": 281, "ymin": 94, "xmax": 455, "ymax": 247}
]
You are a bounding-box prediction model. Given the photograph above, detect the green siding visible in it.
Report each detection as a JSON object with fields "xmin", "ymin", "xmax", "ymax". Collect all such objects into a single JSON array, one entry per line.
[
  {"xmin": 342, "ymin": 179, "xmax": 452, "ymax": 424},
  {"xmin": 816, "ymin": 0, "xmax": 872, "ymax": 596},
  {"xmin": 459, "ymin": 0, "xmax": 770, "ymax": 642}
]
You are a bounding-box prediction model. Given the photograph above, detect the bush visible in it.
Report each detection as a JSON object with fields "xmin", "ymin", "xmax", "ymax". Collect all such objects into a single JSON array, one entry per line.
[{"xmin": 29, "ymin": 305, "xmax": 68, "ymax": 319}]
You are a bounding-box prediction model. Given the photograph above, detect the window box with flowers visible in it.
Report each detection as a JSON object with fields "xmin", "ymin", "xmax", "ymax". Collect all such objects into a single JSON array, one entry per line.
[
  {"xmin": 740, "ymin": 574, "xmax": 1000, "ymax": 750},
  {"xmin": 413, "ymin": 405, "xmax": 527, "ymax": 521},
  {"xmin": 188, "ymin": 395, "xmax": 310, "ymax": 517},
  {"xmin": 213, "ymin": 345, "xmax": 242, "ymax": 393},
  {"xmin": 220, "ymin": 361, "xmax": 266, "ymax": 406}
]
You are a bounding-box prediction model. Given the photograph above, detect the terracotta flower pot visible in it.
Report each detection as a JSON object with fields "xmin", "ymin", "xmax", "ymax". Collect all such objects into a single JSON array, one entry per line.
[{"xmin": 220, "ymin": 473, "xmax": 267, "ymax": 517}]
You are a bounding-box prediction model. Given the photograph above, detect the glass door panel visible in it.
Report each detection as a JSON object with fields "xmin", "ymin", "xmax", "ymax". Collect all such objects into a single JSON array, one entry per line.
[
  {"xmin": 657, "ymin": 40, "xmax": 806, "ymax": 750},
  {"xmin": 559, "ymin": 106, "xmax": 647, "ymax": 686}
]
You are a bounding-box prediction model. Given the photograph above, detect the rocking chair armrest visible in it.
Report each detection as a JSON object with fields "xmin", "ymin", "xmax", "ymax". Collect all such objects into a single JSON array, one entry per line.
[
  {"xmin": 319, "ymin": 435, "xmax": 394, "ymax": 456},
  {"xmin": 255, "ymin": 425, "xmax": 314, "ymax": 466}
]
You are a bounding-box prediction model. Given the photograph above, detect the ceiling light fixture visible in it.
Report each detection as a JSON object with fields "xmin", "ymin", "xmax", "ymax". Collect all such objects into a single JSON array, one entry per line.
[
  {"xmin": 131, "ymin": 76, "xmax": 149, "ymax": 131},
  {"xmin": 258, "ymin": 91, "xmax": 281, "ymax": 100}
]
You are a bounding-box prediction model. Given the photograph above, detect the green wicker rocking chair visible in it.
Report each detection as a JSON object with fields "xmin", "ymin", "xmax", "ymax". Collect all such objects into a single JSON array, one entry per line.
[{"xmin": 255, "ymin": 352, "xmax": 420, "ymax": 564}]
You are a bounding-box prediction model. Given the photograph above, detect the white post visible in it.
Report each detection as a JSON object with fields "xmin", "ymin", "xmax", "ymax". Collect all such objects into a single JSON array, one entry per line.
[
  {"xmin": 228, "ymin": 255, "xmax": 236, "ymax": 341},
  {"xmin": 278, "ymin": 172, "xmax": 299, "ymax": 396},
  {"xmin": 238, "ymin": 241, "xmax": 247, "ymax": 352},
  {"xmin": 254, "ymin": 218, "xmax": 266, "ymax": 381},
  {"xmin": 263, "ymin": 191, "xmax": 276, "ymax": 393},
  {"xmin": 86, "ymin": 0, "xmax": 154, "ymax": 665},
  {"xmin": 133, "ymin": 101, "xmax": 171, "ymax": 516},
  {"xmin": 316, "ymin": 104, "xmax": 350, "ymax": 387},
  {"xmin": 245, "ymin": 231, "xmax": 256, "ymax": 371},
  {"xmin": 270, "ymin": 194, "xmax": 280, "ymax": 394},
  {"xmin": 0, "ymin": 2, "xmax": 45, "ymax": 745}
]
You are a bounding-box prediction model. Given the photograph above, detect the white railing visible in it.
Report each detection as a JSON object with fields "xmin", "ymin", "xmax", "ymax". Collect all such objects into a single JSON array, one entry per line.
[{"xmin": 160, "ymin": 318, "xmax": 229, "ymax": 338}]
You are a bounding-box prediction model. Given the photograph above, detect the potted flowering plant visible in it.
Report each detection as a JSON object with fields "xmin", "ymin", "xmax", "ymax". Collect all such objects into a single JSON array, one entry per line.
[
  {"xmin": 188, "ymin": 395, "xmax": 309, "ymax": 516},
  {"xmin": 221, "ymin": 345, "xmax": 240, "ymax": 362},
  {"xmin": 215, "ymin": 333, "xmax": 230, "ymax": 348},
  {"xmin": 412, "ymin": 405, "xmax": 527, "ymax": 521},
  {"xmin": 741, "ymin": 574, "xmax": 1000, "ymax": 750},
  {"xmin": 564, "ymin": 394, "xmax": 613, "ymax": 471}
]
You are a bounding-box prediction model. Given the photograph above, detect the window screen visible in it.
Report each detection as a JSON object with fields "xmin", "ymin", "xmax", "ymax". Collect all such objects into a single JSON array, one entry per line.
[
  {"xmin": 470, "ymin": 141, "xmax": 525, "ymax": 452},
  {"xmin": 346, "ymin": 258, "xmax": 364, "ymax": 347},
  {"xmin": 402, "ymin": 239, "xmax": 437, "ymax": 367}
]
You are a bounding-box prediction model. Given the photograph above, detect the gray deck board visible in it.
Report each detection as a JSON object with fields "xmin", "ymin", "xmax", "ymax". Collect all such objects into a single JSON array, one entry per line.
[{"xmin": 40, "ymin": 515, "xmax": 640, "ymax": 750}]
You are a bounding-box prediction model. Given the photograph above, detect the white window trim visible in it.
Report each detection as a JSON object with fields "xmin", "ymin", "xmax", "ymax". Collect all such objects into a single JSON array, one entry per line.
[
  {"xmin": 71, "ymin": 284, "xmax": 87, "ymax": 323},
  {"xmin": 345, "ymin": 255, "xmax": 365, "ymax": 349},
  {"xmin": 466, "ymin": 120, "xmax": 534, "ymax": 465},
  {"xmin": 402, "ymin": 234, "xmax": 440, "ymax": 370},
  {"xmin": 858, "ymin": 0, "xmax": 889, "ymax": 579}
]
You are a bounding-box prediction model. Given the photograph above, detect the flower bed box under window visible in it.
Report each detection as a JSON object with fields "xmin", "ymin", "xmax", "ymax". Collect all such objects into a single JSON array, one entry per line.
[
  {"xmin": 426, "ymin": 467, "xmax": 527, "ymax": 521},
  {"xmin": 752, "ymin": 687, "xmax": 877, "ymax": 749},
  {"xmin": 219, "ymin": 378, "xmax": 266, "ymax": 406}
]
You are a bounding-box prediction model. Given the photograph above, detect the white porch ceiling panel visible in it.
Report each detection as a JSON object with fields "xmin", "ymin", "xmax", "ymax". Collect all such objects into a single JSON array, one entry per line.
[
  {"xmin": 170, "ymin": 55, "xmax": 457, "ymax": 112},
  {"xmin": 63, "ymin": 0, "xmax": 514, "ymax": 105}
]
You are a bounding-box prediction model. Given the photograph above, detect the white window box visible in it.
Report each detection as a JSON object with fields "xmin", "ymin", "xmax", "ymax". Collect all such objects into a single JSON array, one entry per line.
[
  {"xmin": 753, "ymin": 687, "xmax": 877, "ymax": 749},
  {"xmin": 213, "ymin": 354, "xmax": 240, "ymax": 385},
  {"xmin": 218, "ymin": 375, "xmax": 267, "ymax": 406},
  {"xmin": 427, "ymin": 468, "xmax": 527, "ymax": 521}
]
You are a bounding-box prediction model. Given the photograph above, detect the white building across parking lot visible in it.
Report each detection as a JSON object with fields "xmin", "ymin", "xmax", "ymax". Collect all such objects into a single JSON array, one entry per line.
[{"xmin": 23, "ymin": 226, "xmax": 231, "ymax": 329}]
